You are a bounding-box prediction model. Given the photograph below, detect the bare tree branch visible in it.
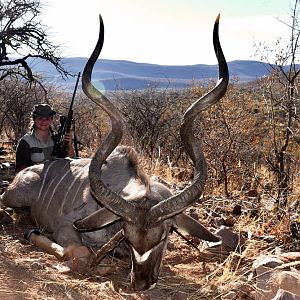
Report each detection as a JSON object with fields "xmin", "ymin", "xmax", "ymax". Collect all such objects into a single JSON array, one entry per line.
[{"xmin": 0, "ymin": 0, "xmax": 72, "ymax": 83}]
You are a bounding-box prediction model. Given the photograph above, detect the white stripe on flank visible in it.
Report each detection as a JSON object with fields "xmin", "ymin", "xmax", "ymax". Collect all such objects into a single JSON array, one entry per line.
[
  {"xmin": 37, "ymin": 161, "xmax": 57, "ymax": 199},
  {"xmin": 70, "ymin": 176, "xmax": 87, "ymax": 205},
  {"xmin": 45, "ymin": 168, "xmax": 72, "ymax": 211},
  {"xmin": 58, "ymin": 163, "xmax": 89, "ymax": 216},
  {"xmin": 132, "ymin": 247, "xmax": 153, "ymax": 264},
  {"xmin": 70, "ymin": 163, "xmax": 90, "ymax": 204},
  {"xmin": 41, "ymin": 177, "xmax": 56, "ymax": 207},
  {"xmin": 40, "ymin": 160, "xmax": 70, "ymax": 207}
]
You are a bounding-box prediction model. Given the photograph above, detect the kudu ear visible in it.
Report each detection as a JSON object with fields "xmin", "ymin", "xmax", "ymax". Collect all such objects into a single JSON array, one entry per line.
[
  {"xmin": 174, "ymin": 213, "xmax": 220, "ymax": 242},
  {"xmin": 73, "ymin": 207, "xmax": 120, "ymax": 232}
]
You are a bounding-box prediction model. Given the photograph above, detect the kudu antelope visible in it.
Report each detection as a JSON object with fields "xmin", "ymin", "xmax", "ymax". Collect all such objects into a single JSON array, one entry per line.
[{"xmin": 1, "ymin": 14, "xmax": 228, "ymax": 291}]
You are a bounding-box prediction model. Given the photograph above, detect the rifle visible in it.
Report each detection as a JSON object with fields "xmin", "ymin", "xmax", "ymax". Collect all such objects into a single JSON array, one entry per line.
[{"xmin": 52, "ymin": 72, "xmax": 81, "ymax": 158}]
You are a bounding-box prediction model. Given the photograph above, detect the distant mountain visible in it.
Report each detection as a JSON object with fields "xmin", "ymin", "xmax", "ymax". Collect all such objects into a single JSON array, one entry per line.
[{"xmin": 28, "ymin": 57, "xmax": 272, "ymax": 91}]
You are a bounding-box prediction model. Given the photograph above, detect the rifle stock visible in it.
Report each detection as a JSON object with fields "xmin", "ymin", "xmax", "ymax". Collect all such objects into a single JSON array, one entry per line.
[{"xmin": 52, "ymin": 72, "xmax": 80, "ymax": 158}]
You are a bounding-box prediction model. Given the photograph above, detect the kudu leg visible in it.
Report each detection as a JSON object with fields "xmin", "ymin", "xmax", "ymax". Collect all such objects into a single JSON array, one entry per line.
[
  {"xmin": 25, "ymin": 229, "xmax": 93, "ymax": 272},
  {"xmin": 25, "ymin": 229, "xmax": 65, "ymax": 260}
]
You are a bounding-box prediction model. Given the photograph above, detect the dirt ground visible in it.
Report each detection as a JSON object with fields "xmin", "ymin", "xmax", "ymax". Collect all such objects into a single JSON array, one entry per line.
[
  {"xmin": 0, "ymin": 213, "xmax": 231, "ymax": 300},
  {"xmin": 0, "ymin": 152, "xmax": 274, "ymax": 300}
]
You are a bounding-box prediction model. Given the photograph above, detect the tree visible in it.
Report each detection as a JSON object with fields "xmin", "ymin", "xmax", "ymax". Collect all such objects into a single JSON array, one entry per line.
[
  {"xmin": 0, "ymin": 0, "xmax": 69, "ymax": 83},
  {"xmin": 193, "ymin": 83, "xmax": 262, "ymax": 197},
  {"xmin": 255, "ymin": 0, "xmax": 300, "ymax": 207},
  {"xmin": 116, "ymin": 85, "xmax": 182, "ymax": 166},
  {"xmin": 0, "ymin": 78, "xmax": 45, "ymax": 143}
]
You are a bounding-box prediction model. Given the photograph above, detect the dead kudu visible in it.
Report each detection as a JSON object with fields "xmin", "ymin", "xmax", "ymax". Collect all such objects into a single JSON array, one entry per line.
[{"xmin": 1, "ymin": 14, "xmax": 228, "ymax": 291}]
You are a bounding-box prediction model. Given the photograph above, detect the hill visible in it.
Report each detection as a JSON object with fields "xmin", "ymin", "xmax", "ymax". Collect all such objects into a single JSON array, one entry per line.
[{"xmin": 29, "ymin": 57, "xmax": 272, "ymax": 91}]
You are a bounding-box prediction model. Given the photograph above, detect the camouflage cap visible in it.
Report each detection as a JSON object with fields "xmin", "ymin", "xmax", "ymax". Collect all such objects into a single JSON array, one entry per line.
[{"xmin": 32, "ymin": 104, "xmax": 56, "ymax": 118}]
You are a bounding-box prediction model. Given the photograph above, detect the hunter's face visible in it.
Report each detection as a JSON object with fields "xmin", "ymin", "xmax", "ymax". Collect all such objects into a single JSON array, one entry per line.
[{"xmin": 34, "ymin": 116, "xmax": 53, "ymax": 131}]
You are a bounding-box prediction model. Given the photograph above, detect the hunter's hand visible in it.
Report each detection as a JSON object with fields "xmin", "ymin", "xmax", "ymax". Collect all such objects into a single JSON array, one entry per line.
[{"xmin": 64, "ymin": 132, "xmax": 73, "ymax": 145}]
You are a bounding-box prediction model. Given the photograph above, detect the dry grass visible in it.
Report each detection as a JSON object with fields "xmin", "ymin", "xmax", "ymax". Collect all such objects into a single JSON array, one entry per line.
[
  {"xmin": 1, "ymin": 145, "xmax": 300, "ymax": 299},
  {"xmin": 2, "ymin": 196, "xmax": 295, "ymax": 299}
]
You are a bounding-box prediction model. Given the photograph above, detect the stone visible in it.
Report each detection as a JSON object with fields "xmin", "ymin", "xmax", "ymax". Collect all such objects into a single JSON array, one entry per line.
[
  {"xmin": 252, "ymin": 255, "xmax": 284, "ymax": 270},
  {"xmin": 271, "ymin": 288, "xmax": 300, "ymax": 300},
  {"xmin": 215, "ymin": 226, "xmax": 245, "ymax": 252},
  {"xmin": 214, "ymin": 217, "xmax": 226, "ymax": 226},
  {"xmin": 278, "ymin": 252, "xmax": 300, "ymax": 263},
  {"xmin": 273, "ymin": 271, "xmax": 300, "ymax": 297},
  {"xmin": 253, "ymin": 255, "xmax": 300, "ymax": 300},
  {"xmin": 247, "ymin": 190, "xmax": 259, "ymax": 198},
  {"xmin": 223, "ymin": 216, "xmax": 235, "ymax": 227},
  {"xmin": 232, "ymin": 204, "xmax": 242, "ymax": 215}
]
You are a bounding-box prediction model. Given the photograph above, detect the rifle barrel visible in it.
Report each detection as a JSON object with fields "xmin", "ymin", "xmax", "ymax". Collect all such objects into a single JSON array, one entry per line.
[{"xmin": 71, "ymin": 72, "xmax": 81, "ymax": 104}]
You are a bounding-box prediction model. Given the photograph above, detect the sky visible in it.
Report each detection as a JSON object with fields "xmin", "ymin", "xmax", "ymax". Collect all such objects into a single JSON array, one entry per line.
[{"xmin": 40, "ymin": 0, "xmax": 292, "ymax": 65}]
